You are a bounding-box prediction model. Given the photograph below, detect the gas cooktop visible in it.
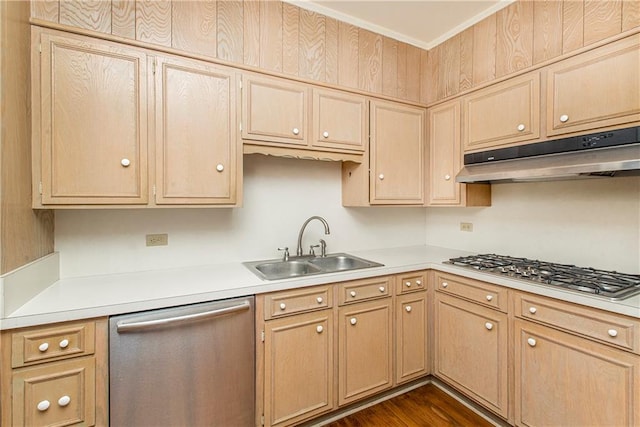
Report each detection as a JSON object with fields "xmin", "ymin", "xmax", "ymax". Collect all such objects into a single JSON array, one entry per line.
[{"xmin": 445, "ymin": 254, "xmax": 640, "ymax": 301}]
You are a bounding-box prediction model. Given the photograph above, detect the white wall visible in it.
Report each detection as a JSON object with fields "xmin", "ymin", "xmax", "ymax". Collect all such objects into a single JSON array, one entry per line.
[
  {"xmin": 55, "ymin": 155, "xmax": 427, "ymax": 278},
  {"xmin": 425, "ymin": 176, "xmax": 640, "ymax": 274}
]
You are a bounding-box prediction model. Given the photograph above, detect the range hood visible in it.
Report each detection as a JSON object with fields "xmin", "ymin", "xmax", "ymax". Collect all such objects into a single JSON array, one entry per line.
[{"xmin": 456, "ymin": 126, "xmax": 640, "ymax": 183}]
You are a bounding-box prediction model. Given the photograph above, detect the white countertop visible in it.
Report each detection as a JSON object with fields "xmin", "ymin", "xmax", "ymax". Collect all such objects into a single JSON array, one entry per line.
[{"xmin": 2, "ymin": 245, "xmax": 639, "ymax": 329}]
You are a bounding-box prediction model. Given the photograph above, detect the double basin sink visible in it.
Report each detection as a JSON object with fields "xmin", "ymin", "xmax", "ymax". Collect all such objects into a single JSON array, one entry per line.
[{"xmin": 244, "ymin": 253, "xmax": 384, "ymax": 281}]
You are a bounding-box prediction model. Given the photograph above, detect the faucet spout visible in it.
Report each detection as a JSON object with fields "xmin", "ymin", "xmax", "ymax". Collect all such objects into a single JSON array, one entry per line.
[{"xmin": 296, "ymin": 216, "xmax": 330, "ymax": 257}]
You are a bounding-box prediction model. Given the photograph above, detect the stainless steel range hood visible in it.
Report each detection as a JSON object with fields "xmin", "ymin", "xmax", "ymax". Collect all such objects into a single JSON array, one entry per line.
[{"xmin": 456, "ymin": 127, "xmax": 640, "ymax": 183}]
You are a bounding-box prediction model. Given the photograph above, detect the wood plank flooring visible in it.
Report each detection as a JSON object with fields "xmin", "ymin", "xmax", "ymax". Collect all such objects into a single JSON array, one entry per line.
[{"xmin": 324, "ymin": 384, "xmax": 494, "ymax": 427}]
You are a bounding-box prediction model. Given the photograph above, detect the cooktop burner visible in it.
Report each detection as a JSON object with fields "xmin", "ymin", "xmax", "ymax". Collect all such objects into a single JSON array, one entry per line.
[{"xmin": 445, "ymin": 254, "xmax": 640, "ymax": 301}]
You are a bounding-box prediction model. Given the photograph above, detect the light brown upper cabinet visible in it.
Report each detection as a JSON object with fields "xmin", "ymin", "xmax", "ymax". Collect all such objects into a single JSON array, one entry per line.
[
  {"xmin": 462, "ymin": 73, "xmax": 540, "ymax": 153},
  {"xmin": 546, "ymin": 34, "xmax": 640, "ymax": 137},
  {"xmin": 370, "ymin": 100, "xmax": 426, "ymax": 205},
  {"xmin": 312, "ymin": 89, "xmax": 367, "ymax": 152},
  {"xmin": 427, "ymin": 100, "xmax": 491, "ymax": 207},
  {"xmin": 154, "ymin": 56, "xmax": 240, "ymax": 205},
  {"xmin": 34, "ymin": 30, "xmax": 149, "ymax": 206}
]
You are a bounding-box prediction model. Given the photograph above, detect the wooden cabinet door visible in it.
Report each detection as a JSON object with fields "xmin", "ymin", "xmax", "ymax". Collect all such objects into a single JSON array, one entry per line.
[
  {"xmin": 264, "ymin": 310, "xmax": 334, "ymax": 427},
  {"xmin": 462, "ymin": 73, "xmax": 540, "ymax": 152},
  {"xmin": 434, "ymin": 293, "xmax": 508, "ymax": 418},
  {"xmin": 546, "ymin": 34, "xmax": 640, "ymax": 137},
  {"xmin": 338, "ymin": 298, "xmax": 393, "ymax": 405},
  {"xmin": 38, "ymin": 31, "xmax": 148, "ymax": 205},
  {"xmin": 515, "ymin": 319, "xmax": 640, "ymax": 427},
  {"xmin": 428, "ymin": 100, "xmax": 462, "ymax": 205},
  {"xmin": 312, "ymin": 89, "xmax": 367, "ymax": 152},
  {"xmin": 155, "ymin": 56, "xmax": 239, "ymax": 205},
  {"xmin": 396, "ymin": 292, "xmax": 429, "ymax": 385},
  {"xmin": 241, "ymin": 74, "xmax": 308, "ymax": 146},
  {"xmin": 370, "ymin": 100, "xmax": 425, "ymax": 205}
]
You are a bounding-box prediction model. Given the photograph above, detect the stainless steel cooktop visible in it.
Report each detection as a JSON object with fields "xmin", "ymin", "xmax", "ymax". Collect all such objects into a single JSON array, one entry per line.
[{"xmin": 445, "ymin": 254, "xmax": 640, "ymax": 301}]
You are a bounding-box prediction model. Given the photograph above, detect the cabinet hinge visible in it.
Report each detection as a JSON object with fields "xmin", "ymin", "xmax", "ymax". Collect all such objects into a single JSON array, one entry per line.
[
  {"xmin": 152, "ymin": 185, "xmax": 156, "ymax": 196},
  {"xmin": 152, "ymin": 58, "xmax": 157, "ymax": 75},
  {"xmin": 261, "ymin": 330, "xmax": 265, "ymax": 342},
  {"xmin": 239, "ymin": 79, "xmax": 243, "ymax": 90},
  {"xmin": 261, "ymin": 414, "xmax": 265, "ymax": 426},
  {"xmin": 38, "ymin": 181, "xmax": 43, "ymax": 195},
  {"xmin": 38, "ymin": 43, "xmax": 42, "ymax": 53},
  {"xmin": 239, "ymin": 121, "xmax": 242, "ymax": 132}
]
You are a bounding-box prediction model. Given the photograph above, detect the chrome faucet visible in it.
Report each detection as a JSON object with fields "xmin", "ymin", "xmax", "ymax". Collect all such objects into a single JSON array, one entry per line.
[{"xmin": 296, "ymin": 216, "xmax": 330, "ymax": 257}]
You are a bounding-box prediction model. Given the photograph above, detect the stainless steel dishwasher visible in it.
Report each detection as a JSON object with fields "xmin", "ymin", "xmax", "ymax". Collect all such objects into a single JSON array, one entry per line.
[{"xmin": 109, "ymin": 296, "xmax": 255, "ymax": 427}]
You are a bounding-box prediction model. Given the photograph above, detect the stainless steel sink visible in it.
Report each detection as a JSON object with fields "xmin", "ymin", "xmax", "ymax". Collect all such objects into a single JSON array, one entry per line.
[{"xmin": 244, "ymin": 253, "xmax": 383, "ymax": 281}]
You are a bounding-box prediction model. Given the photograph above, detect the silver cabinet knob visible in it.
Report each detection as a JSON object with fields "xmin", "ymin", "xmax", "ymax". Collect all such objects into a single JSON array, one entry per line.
[
  {"xmin": 322, "ymin": 131, "xmax": 329, "ymax": 138},
  {"xmin": 350, "ymin": 290, "xmax": 356, "ymax": 297},
  {"xmin": 216, "ymin": 164, "xmax": 224, "ymax": 172},
  {"xmin": 279, "ymin": 303, "xmax": 286, "ymax": 310},
  {"xmin": 405, "ymin": 306, "xmax": 412, "ymax": 312},
  {"xmin": 59, "ymin": 339, "xmax": 69, "ymax": 349},
  {"xmin": 485, "ymin": 322, "xmax": 493, "ymax": 330},
  {"xmin": 517, "ymin": 123, "xmax": 526, "ymax": 132},
  {"xmin": 58, "ymin": 396, "xmax": 71, "ymax": 407},
  {"xmin": 559, "ymin": 114, "xmax": 569, "ymax": 123},
  {"xmin": 292, "ymin": 127, "xmax": 300, "ymax": 135},
  {"xmin": 37, "ymin": 400, "xmax": 50, "ymax": 411},
  {"xmin": 486, "ymin": 295, "xmax": 493, "ymax": 301},
  {"xmin": 608, "ymin": 329, "xmax": 618, "ymax": 337},
  {"xmin": 416, "ymin": 280, "xmax": 422, "ymax": 285},
  {"xmin": 378, "ymin": 173, "xmax": 384, "ymax": 180},
  {"xmin": 527, "ymin": 337, "xmax": 537, "ymax": 347},
  {"xmin": 316, "ymin": 297, "xmax": 323, "ymax": 304},
  {"xmin": 529, "ymin": 307, "xmax": 537, "ymax": 314},
  {"xmin": 444, "ymin": 174, "xmax": 451, "ymax": 181},
  {"xmin": 442, "ymin": 282, "xmax": 448, "ymax": 288},
  {"xmin": 350, "ymin": 317, "xmax": 357, "ymax": 325},
  {"xmin": 316, "ymin": 325, "xmax": 324, "ymax": 333},
  {"xmin": 121, "ymin": 158, "xmax": 131, "ymax": 167},
  {"xmin": 38, "ymin": 342, "xmax": 49, "ymax": 352},
  {"xmin": 405, "ymin": 281, "xmax": 411, "ymax": 287},
  {"xmin": 379, "ymin": 286, "xmax": 385, "ymax": 292}
]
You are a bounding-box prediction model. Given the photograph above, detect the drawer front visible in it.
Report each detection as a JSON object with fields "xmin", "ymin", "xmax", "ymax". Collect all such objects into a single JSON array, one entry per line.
[
  {"xmin": 265, "ymin": 285, "xmax": 332, "ymax": 319},
  {"xmin": 435, "ymin": 273, "xmax": 507, "ymax": 312},
  {"xmin": 12, "ymin": 321, "xmax": 96, "ymax": 368},
  {"xmin": 12, "ymin": 357, "xmax": 96, "ymax": 427},
  {"xmin": 395, "ymin": 271, "xmax": 427, "ymax": 295},
  {"xmin": 515, "ymin": 292, "xmax": 640, "ymax": 354},
  {"xmin": 339, "ymin": 276, "xmax": 391, "ymax": 305}
]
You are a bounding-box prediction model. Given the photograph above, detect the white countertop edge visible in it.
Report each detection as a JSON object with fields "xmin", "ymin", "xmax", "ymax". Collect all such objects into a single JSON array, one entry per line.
[{"xmin": 1, "ymin": 245, "xmax": 638, "ymax": 329}]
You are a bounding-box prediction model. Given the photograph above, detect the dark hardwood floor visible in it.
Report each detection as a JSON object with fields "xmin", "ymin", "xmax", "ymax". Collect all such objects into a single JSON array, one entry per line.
[{"xmin": 324, "ymin": 384, "xmax": 494, "ymax": 427}]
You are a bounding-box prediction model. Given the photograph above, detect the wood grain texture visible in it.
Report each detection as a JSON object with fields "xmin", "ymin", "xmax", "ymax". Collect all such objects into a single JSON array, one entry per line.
[
  {"xmin": 1, "ymin": 2, "xmax": 54, "ymax": 273},
  {"xmin": 533, "ymin": 0, "xmax": 563, "ymax": 64},
  {"xmin": 397, "ymin": 41, "xmax": 407, "ymax": 99},
  {"xmin": 622, "ymin": 0, "xmax": 640, "ymax": 30},
  {"xmin": 358, "ymin": 29, "xmax": 382, "ymax": 93},
  {"xmin": 112, "ymin": 0, "xmax": 136, "ymax": 39},
  {"xmin": 31, "ymin": 0, "xmax": 59, "ymax": 22},
  {"xmin": 59, "ymin": 0, "xmax": 111, "ymax": 33},
  {"xmin": 473, "ymin": 14, "xmax": 497, "ymax": 85},
  {"xmin": 338, "ymin": 22, "xmax": 359, "ymax": 88},
  {"xmin": 562, "ymin": 0, "xmax": 584, "ymax": 53},
  {"xmin": 325, "ymin": 16, "xmax": 338, "ymax": 84},
  {"xmin": 282, "ymin": 2, "xmax": 299, "ymax": 75},
  {"xmin": 438, "ymin": 34, "xmax": 460, "ymax": 99},
  {"xmin": 243, "ymin": 0, "xmax": 260, "ymax": 67},
  {"xmin": 382, "ymin": 37, "xmax": 398, "ymax": 97},
  {"xmin": 405, "ymin": 44, "xmax": 421, "ymax": 102},
  {"xmin": 459, "ymin": 27, "xmax": 474, "ymax": 92},
  {"xmin": 136, "ymin": 0, "xmax": 171, "ymax": 47},
  {"xmin": 496, "ymin": 0, "xmax": 534, "ymax": 78},
  {"xmin": 419, "ymin": 49, "xmax": 429, "ymax": 104},
  {"xmin": 259, "ymin": 0, "xmax": 282, "ymax": 72},
  {"xmin": 217, "ymin": 0, "xmax": 243, "ymax": 63},
  {"xmin": 172, "ymin": 0, "xmax": 217, "ymax": 57},
  {"xmin": 424, "ymin": 45, "xmax": 440, "ymax": 104},
  {"xmin": 299, "ymin": 9, "xmax": 325, "ymax": 81},
  {"xmin": 584, "ymin": 0, "xmax": 622, "ymax": 45}
]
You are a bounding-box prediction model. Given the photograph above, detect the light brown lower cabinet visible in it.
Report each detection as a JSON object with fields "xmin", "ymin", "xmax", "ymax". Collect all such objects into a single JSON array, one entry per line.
[{"xmin": 395, "ymin": 292, "xmax": 429, "ymax": 385}]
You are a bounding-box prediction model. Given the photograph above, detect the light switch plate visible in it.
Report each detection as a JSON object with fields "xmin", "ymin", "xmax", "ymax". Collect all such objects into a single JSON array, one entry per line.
[{"xmin": 460, "ymin": 222, "xmax": 473, "ymax": 232}]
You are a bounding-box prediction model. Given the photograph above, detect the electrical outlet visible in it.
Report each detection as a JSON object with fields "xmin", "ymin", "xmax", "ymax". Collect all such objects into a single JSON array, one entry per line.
[
  {"xmin": 146, "ymin": 233, "xmax": 168, "ymax": 246},
  {"xmin": 460, "ymin": 222, "xmax": 473, "ymax": 232}
]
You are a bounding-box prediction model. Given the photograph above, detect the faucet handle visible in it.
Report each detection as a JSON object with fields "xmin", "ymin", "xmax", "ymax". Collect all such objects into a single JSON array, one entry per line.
[
  {"xmin": 277, "ymin": 247, "xmax": 289, "ymax": 261},
  {"xmin": 319, "ymin": 239, "xmax": 327, "ymax": 257},
  {"xmin": 309, "ymin": 244, "xmax": 320, "ymax": 257}
]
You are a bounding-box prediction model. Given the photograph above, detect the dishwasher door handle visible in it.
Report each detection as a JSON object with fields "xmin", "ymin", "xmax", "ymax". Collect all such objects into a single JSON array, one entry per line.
[{"xmin": 116, "ymin": 300, "xmax": 251, "ymax": 333}]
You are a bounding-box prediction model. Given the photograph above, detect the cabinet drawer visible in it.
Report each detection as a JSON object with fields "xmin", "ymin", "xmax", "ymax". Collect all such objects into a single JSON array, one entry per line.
[
  {"xmin": 435, "ymin": 273, "xmax": 507, "ymax": 312},
  {"xmin": 11, "ymin": 321, "xmax": 96, "ymax": 368},
  {"xmin": 265, "ymin": 285, "xmax": 332, "ymax": 320},
  {"xmin": 395, "ymin": 271, "xmax": 427, "ymax": 295},
  {"xmin": 12, "ymin": 357, "xmax": 96, "ymax": 427},
  {"xmin": 514, "ymin": 292, "xmax": 640, "ymax": 354},
  {"xmin": 338, "ymin": 277, "xmax": 391, "ymax": 305}
]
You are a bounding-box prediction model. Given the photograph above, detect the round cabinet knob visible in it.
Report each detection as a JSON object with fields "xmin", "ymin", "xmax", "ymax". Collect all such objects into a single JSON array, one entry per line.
[
  {"xmin": 59, "ymin": 339, "xmax": 69, "ymax": 349},
  {"xmin": 58, "ymin": 396, "xmax": 71, "ymax": 407},
  {"xmin": 486, "ymin": 295, "xmax": 493, "ymax": 301},
  {"xmin": 292, "ymin": 127, "xmax": 300, "ymax": 135},
  {"xmin": 527, "ymin": 337, "xmax": 537, "ymax": 347},
  {"xmin": 378, "ymin": 173, "xmax": 385, "ymax": 180},
  {"xmin": 37, "ymin": 400, "xmax": 50, "ymax": 412},
  {"xmin": 350, "ymin": 318, "xmax": 357, "ymax": 325},
  {"xmin": 405, "ymin": 306, "xmax": 412, "ymax": 313},
  {"xmin": 350, "ymin": 291, "xmax": 357, "ymax": 298},
  {"xmin": 442, "ymin": 282, "xmax": 448, "ymax": 288},
  {"xmin": 316, "ymin": 325, "xmax": 324, "ymax": 334},
  {"xmin": 279, "ymin": 303, "xmax": 286, "ymax": 310},
  {"xmin": 529, "ymin": 307, "xmax": 537, "ymax": 314},
  {"xmin": 517, "ymin": 124, "xmax": 526, "ymax": 132},
  {"xmin": 379, "ymin": 286, "xmax": 385, "ymax": 293},
  {"xmin": 608, "ymin": 329, "xmax": 618, "ymax": 337},
  {"xmin": 120, "ymin": 158, "xmax": 131, "ymax": 167},
  {"xmin": 444, "ymin": 174, "xmax": 451, "ymax": 181},
  {"xmin": 38, "ymin": 342, "xmax": 49, "ymax": 352},
  {"xmin": 322, "ymin": 131, "xmax": 329, "ymax": 138},
  {"xmin": 405, "ymin": 281, "xmax": 411, "ymax": 287},
  {"xmin": 216, "ymin": 164, "xmax": 224, "ymax": 172},
  {"xmin": 416, "ymin": 280, "xmax": 422, "ymax": 286},
  {"xmin": 559, "ymin": 114, "xmax": 569, "ymax": 123},
  {"xmin": 316, "ymin": 297, "xmax": 323, "ymax": 304},
  {"xmin": 485, "ymin": 322, "xmax": 493, "ymax": 330}
]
